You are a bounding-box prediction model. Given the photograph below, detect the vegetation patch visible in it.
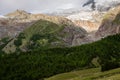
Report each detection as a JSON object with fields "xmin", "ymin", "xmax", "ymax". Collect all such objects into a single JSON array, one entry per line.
[
  {"xmin": 112, "ymin": 12, "xmax": 120, "ymax": 25},
  {"xmin": 0, "ymin": 34, "xmax": 120, "ymax": 80}
]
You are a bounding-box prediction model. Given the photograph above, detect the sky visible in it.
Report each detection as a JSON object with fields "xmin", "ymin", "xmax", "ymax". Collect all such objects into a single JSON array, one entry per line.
[
  {"xmin": 0, "ymin": 0, "xmax": 117, "ymax": 15},
  {"xmin": 0, "ymin": 0, "xmax": 88, "ymax": 15}
]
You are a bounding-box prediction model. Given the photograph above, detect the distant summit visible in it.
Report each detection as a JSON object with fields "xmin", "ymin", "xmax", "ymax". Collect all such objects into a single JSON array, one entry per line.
[{"xmin": 5, "ymin": 9, "xmax": 31, "ymax": 19}]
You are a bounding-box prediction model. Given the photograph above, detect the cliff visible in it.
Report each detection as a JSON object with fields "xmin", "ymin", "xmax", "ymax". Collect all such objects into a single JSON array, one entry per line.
[{"xmin": 96, "ymin": 5, "xmax": 120, "ymax": 38}]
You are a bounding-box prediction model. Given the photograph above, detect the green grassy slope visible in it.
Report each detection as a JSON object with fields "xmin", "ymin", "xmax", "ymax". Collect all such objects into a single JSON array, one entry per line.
[
  {"xmin": 46, "ymin": 68, "xmax": 120, "ymax": 80},
  {"xmin": 22, "ymin": 19, "xmax": 86, "ymax": 50},
  {"xmin": 22, "ymin": 19, "xmax": 66, "ymax": 49},
  {"xmin": 23, "ymin": 19, "xmax": 86, "ymax": 48},
  {"xmin": 23, "ymin": 19, "xmax": 64, "ymax": 40}
]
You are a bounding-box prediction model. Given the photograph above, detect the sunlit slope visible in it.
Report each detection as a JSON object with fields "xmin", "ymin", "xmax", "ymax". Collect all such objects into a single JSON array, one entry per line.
[{"xmin": 46, "ymin": 68, "xmax": 120, "ymax": 80}]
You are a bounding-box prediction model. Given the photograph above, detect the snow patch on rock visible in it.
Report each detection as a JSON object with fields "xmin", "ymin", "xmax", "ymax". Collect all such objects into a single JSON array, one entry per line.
[
  {"xmin": 66, "ymin": 11, "xmax": 105, "ymax": 22},
  {"xmin": 0, "ymin": 15, "xmax": 7, "ymax": 18},
  {"xmin": 66, "ymin": 11, "xmax": 93, "ymax": 21}
]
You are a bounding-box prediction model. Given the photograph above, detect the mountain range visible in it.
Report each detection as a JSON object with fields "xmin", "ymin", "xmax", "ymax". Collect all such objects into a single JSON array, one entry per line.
[
  {"xmin": 1, "ymin": 4, "xmax": 120, "ymax": 53},
  {"xmin": 0, "ymin": 2, "xmax": 120, "ymax": 80}
]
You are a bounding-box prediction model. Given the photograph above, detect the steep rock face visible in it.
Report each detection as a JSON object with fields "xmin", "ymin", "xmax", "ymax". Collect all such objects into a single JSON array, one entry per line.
[
  {"xmin": 0, "ymin": 18, "xmax": 33, "ymax": 38},
  {"xmin": 67, "ymin": 11, "xmax": 105, "ymax": 32},
  {"xmin": 5, "ymin": 10, "xmax": 73, "ymax": 25},
  {"xmin": 5, "ymin": 10, "xmax": 31, "ymax": 19},
  {"xmin": 0, "ymin": 10, "xmax": 36, "ymax": 38},
  {"xmin": 96, "ymin": 6, "xmax": 120, "ymax": 38},
  {"xmin": 66, "ymin": 11, "xmax": 105, "ymax": 45},
  {"xmin": 73, "ymin": 20, "xmax": 99, "ymax": 32}
]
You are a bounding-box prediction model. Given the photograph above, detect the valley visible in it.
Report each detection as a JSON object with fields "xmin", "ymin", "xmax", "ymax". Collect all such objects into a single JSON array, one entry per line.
[{"xmin": 0, "ymin": 0, "xmax": 120, "ymax": 80}]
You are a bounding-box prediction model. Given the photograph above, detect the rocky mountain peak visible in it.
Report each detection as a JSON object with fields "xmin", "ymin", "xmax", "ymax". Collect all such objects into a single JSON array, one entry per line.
[
  {"xmin": 14, "ymin": 9, "xmax": 30, "ymax": 14},
  {"xmin": 5, "ymin": 9, "xmax": 31, "ymax": 19}
]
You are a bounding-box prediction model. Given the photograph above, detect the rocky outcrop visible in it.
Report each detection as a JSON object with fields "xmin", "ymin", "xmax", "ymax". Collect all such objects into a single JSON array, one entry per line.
[
  {"xmin": 5, "ymin": 10, "xmax": 73, "ymax": 25},
  {"xmin": 73, "ymin": 20, "xmax": 100, "ymax": 32},
  {"xmin": 67, "ymin": 11, "xmax": 105, "ymax": 32},
  {"xmin": 0, "ymin": 18, "xmax": 33, "ymax": 38},
  {"xmin": 5, "ymin": 10, "xmax": 31, "ymax": 19},
  {"xmin": 96, "ymin": 5, "xmax": 120, "ymax": 38}
]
